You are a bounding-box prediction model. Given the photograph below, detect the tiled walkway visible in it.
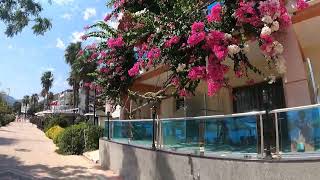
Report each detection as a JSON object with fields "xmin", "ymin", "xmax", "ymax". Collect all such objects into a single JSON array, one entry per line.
[{"xmin": 0, "ymin": 121, "xmax": 121, "ymax": 180}]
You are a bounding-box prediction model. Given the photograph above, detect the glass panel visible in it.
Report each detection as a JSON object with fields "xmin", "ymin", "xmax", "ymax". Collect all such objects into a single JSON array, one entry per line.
[
  {"xmin": 278, "ymin": 107, "xmax": 320, "ymax": 153},
  {"xmin": 110, "ymin": 121, "xmax": 153, "ymax": 147},
  {"xmin": 161, "ymin": 115, "xmax": 259, "ymax": 154},
  {"xmin": 204, "ymin": 116, "xmax": 257, "ymax": 153},
  {"xmin": 161, "ymin": 119, "xmax": 201, "ymax": 152}
]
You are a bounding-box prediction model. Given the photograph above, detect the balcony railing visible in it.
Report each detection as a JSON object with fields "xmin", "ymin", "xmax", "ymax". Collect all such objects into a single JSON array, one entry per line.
[{"xmin": 104, "ymin": 104, "xmax": 320, "ymax": 160}]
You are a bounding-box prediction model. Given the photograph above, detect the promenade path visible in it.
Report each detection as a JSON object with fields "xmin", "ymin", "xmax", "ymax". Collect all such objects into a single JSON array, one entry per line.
[{"xmin": 0, "ymin": 121, "xmax": 121, "ymax": 180}]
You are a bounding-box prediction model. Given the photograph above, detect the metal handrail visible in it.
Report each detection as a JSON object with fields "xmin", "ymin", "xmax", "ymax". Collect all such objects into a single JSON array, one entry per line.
[
  {"xmin": 105, "ymin": 110, "xmax": 265, "ymax": 122},
  {"xmin": 270, "ymin": 103, "xmax": 320, "ymax": 113}
]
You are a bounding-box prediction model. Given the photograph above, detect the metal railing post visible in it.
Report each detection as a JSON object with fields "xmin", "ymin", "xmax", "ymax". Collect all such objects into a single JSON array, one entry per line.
[
  {"xmin": 151, "ymin": 106, "xmax": 157, "ymax": 150},
  {"xmin": 274, "ymin": 112, "xmax": 280, "ymax": 155},
  {"xmin": 259, "ymin": 114, "xmax": 264, "ymax": 158},
  {"xmin": 107, "ymin": 111, "xmax": 111, "ymax": 140}
]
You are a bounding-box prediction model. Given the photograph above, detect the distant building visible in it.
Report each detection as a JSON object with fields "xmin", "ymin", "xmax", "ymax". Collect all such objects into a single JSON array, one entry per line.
[{"xmin": 49, "ymin": 89, "xmax": 74, "ymax": 111}]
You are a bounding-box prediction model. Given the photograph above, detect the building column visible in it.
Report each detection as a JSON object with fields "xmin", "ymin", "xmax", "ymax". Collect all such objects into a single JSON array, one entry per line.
[{"xmin": 278, "ymin": 25, "xmax": 311, "ymax": 107}]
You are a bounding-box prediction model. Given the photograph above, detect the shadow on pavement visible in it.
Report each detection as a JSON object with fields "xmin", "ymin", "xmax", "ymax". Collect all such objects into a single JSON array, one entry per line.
[
  {"xmin": 0, "ymin": 154, "xmax": 119, "ymax": 179},
  {"xmin": 0, "ymin": 137, "xmax": 18, "ymax": 146}
]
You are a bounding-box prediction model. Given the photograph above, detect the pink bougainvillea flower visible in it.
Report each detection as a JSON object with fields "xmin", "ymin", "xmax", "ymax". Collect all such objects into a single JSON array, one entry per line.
[
  {"xmin": 258, "ymin": 0, "xmax": 281, "ymax": 17},
  {"xmin": 207, "ymin": 80, "xmax": 222, "ymax": 96},
  {"xmin": 207, "ymin": 4, "xmax": 222, "ymax": 23},
  {"xmin": 191, "ymin": 22, "xmax": 205, "ymax": 33},
  {"xmin": 260, "ymin": 35, "xmax": 274, "ymax": 55},
  {"xmin": 84, "ymin": 82, "xmax": 91, "ymax": 87},
  {"xmin": 97, "ymin": 59, "xmax": 104, "ymax": 65},
  {"xmin": 296, "ymin": 0, "xmax": 309, "ymax": 10},
  {"xmin": 147, "ymin": 47, "xmax": 161, "ymax": 60},
  {"xmin": 178, "ymin": 89, "xmax": 190, "ymax": 97},
  {"xmin": 235, "ymin": 1, "xmax": 260, "ymax": 27},
  {"xmin": 84, "ymin": 25, "xmax": 90, "ymax": 30},
  {"xmin": 171, "ymin": 76, "xmax": 180, "ymax": 87},
  {"xmin": 77, "ymin": 50, "xmax": 84, "ymax": 56},
  {"xmin": 114, "ymin": 0, "xmax": 125, "ymax": 8},
  {"xmin": 128, "ymin": 61, "xmax": 141, "ymax": 77},
  {"xmin": 104, "ymin": 14, "xmax": 112, "ymax": 22},
  {"xmin": 188, "ymin": 66, "xmax": 207, "ymax": 80},
  {"xmin": 164, "ymin": 36, "xmax": 180, "ymax": 48},
  {"xmin": 187, "ymin": 32, "xmax": 206, "ymax": 46},
  {"xmin": 100, "ymin": 51, "xmax": 107, "ymax": 58},
  {"xmin": 107, "ymin": 36, "xmax": 124, "ymax": 48},
  {"xmin": 91, "ymin": 52, "xmax": 99, "ymax": 59},
  {"xmin": 81, "ymin": 35, "xmax": 88, "ymax": 40},
  {"xmin": 279, "ymin": 11, "xmax": 291, "ymax": 28},
  {"xmin": 212, "ymin": 45, "xmax": 228, "ymax": 60},
  {"xmin": 100, "ymin": 67, "xmax": 108, "ymax": 73},
  {"xmin": 235, "ymin": 70, "xmax": 244, "ymax": 78}
]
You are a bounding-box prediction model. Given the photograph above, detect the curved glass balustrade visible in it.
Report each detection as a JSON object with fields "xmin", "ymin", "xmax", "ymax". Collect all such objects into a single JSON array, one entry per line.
[{"xmin": 103, "ymin": 104, "xmax": 320, "ymax": 159}]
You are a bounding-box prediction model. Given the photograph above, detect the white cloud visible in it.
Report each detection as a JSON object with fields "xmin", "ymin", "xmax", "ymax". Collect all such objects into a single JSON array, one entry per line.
[
  {"xmin": 83, "ymin": 8, "xmax": 97, "ymax": 20},
  {"xmin": 8, "ymin": 45, "xmax": 13, "ymax": 49},
  {"xmin": 56, "ymin": 38, "xmax": 66, "ymax": 49},
  {"xmin": 53, "ymin": 0, "xmax": 74, "ymax": 5},
  {"xmin": 61, "ymin": 13, "xmax": 72, "ymax": 20},
  {"xmin": 70, "ymin": 31, "xmax": 84, "ymax": 43}
]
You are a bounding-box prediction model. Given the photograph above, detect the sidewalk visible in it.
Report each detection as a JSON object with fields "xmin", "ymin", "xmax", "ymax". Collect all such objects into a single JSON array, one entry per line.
[{"xmin": 0, "ymin": 121, "xmax": 121, "ymax": 179}]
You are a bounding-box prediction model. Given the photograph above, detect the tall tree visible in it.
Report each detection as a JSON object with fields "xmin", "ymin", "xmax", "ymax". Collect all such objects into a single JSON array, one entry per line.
[
  {"xmin": 65, "ymin": 42, "xmax": 82, "ymax": 108},
  {"xmin": 30, "ymin": 93, "xmax": 39, "ymax": 108},
  {"xmin": 40, "ymin": 71, "xmax": 54, "ymax": 109},
  {"xmin": 0, "ymin": 0, "xmax": 52, "ymax": 37},
  {"xmin": 22, "ymin": 95, "xmax": 30, "ymax": 118}
]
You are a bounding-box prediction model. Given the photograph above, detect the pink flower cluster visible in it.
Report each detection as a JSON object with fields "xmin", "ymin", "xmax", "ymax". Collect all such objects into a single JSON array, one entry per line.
[
  {"xmin": 128, "ymin": 61, "xmax": 141, "ymax": 77},
  {"xmin": 188, "ymin": 66, "xmax": 206, "ymax": 80},
  {"xmin": 296, "ymin": 0, "xmax": 309, "ymax": 11},
  {"xmin": 179, "ymin": 89, "xmax": 191, "ymax": 97},
  {"xmin": 104, "ymin": 14, "xmax": 112, "ymax": 22},
  {"xmin": 206, "ymin": 55, "xmax": 229, "ymax": 96},
  {"xmin": 164, "ymin": 36, "xmax": 180, "ymax": 48},
  {"xmin": 206, "ymin": 30, "xmax": 229, "ymax": 60},
  {"xmin": 147, "ymin": 47, "xmax": 161, "ymax": 60},
  {"xmin": 114, "ymin": 0, "xmax": 125, "ymax": 8},
  {"xmin": 259, "ymin": 0, "xmax": 281, "ymax": 17},
  {"xmin": 207, "ymin": 4, "xmax": 222, "ymax": 23},
  {"xmin": 188, "ymin": 22, "xmax": 206, "ymax": 46},
  {"xmin": 107, "ymin": 36, "xmax": 124, "ymax": 49},
  {"xmin": 235, "ymin": 1, "xmax": 260, "ymax": 27},
  {"xmin": 260, "ymin": 35, "xmax": 274, "ymax": 55}
]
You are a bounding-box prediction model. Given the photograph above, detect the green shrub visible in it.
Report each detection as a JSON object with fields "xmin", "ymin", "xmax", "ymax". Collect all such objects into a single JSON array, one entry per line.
[
  {"xmin": 0, "ymin": 114, "xmax": 15, "ymax": 126},
  {"xmin": 45, "ymin": 125, "xmax": 65, "ymax": 144},
  {"xmin": 44, "ymin": 115, "xmax": 70, "ymax": 132},
  {"xmin": 84, "ymin": 125, "xmax": 104, "ymax": 152},
  {"xmin": 57, "ymin": 123, "xmax": 87, "ymax": 155},
  {"xmin": 57, "ymin": 123, "xmax": 103, "ymax": 155}
]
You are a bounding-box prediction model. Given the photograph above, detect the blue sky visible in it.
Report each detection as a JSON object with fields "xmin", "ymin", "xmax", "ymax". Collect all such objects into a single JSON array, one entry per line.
[{"xmin": 0, "ymin": 0, "xmax": 112, "ymax": 99}]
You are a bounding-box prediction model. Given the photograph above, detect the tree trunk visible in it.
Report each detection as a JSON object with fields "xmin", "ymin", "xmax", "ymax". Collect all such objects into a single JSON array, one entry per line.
[{"xmin": 85, "ymin": 87, "xmax": 90, "ymax": 113}]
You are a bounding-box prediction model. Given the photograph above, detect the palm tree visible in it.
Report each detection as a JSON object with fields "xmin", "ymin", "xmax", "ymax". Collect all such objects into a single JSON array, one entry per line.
[
  {"xmin": 30, "ymin": 93, "xmax": 39, "ymax": 108},
  {"xmin": 22, "ymin": 95, "xmax": 30, "ymax": 118},
  {"xmin": 41, "ymin": 71, "xmax": 54, "ymax": 109},
  {"xmin": 65, "ymin": 42, "xmax": 82, "ymax": 108}
]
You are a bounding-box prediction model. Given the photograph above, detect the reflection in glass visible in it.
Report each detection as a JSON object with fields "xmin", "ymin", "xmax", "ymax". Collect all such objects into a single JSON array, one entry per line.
[{"xmin": 279, "ymin": 107, "xmax": 320, "ymax": 153}]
